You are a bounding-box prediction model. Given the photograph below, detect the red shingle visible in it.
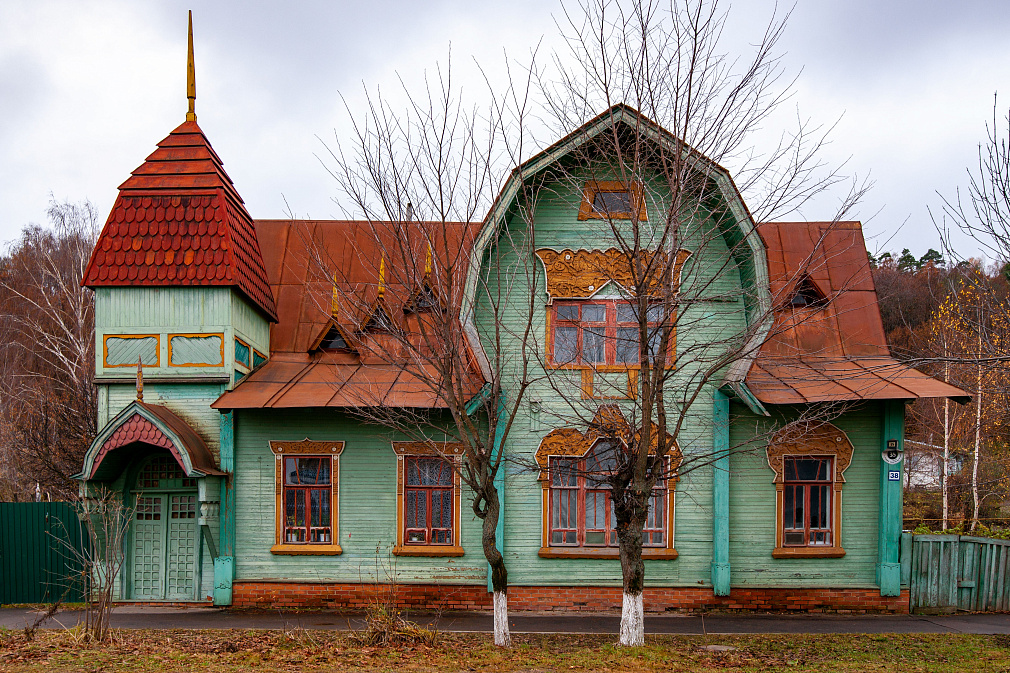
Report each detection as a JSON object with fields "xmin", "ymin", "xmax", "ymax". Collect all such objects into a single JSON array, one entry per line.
[{"xmin": 83, "ymin": 120, "xmax": 277, "ymax": 321}]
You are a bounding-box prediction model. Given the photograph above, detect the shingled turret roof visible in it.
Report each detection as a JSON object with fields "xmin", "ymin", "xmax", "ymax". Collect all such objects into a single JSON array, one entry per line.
[{"xmin": 82, "ymin": 120, "xmax": 278, "ymax": 321}]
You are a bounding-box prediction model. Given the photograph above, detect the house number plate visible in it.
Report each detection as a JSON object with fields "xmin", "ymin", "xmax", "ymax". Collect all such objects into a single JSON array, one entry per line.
[{"xmin": 887, "ymin": 470, "xmax": 900, "ymax": 481}]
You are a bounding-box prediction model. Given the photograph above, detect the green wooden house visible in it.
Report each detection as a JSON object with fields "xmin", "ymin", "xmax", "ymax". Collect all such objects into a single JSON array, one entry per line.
[{"xmin": 76, "ymin": 78, "xmax": 967, "ymax": 612}]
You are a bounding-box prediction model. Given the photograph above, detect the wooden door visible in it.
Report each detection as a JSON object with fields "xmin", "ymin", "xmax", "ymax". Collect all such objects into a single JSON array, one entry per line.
[{"xmin": 132, "ymin": 495, "xmax": 165, "ymax": 599}]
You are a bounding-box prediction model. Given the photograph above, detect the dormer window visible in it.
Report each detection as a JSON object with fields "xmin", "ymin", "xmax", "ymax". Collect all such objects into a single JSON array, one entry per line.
[
  {"xmin": 362, "ymin": 303, "xmax": 395, "ymax": 332},
  {"xmin": 319, "ymin": 324, "xmax": 350, "ymax": 350},
  {"xmin": 405, "ymin": 282, "xmax": 439, "ymax": 313},
  {"xmin": 789, "ymin": 276, "xmax": 827, "ymax": 309},
  {"xmin": 578, "ymin": 181, "xmax": 648, "ymax": 221}
]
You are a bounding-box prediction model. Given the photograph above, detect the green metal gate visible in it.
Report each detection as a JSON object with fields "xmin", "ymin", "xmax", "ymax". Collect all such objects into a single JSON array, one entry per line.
[
  {"xmin": 910, "ymin": 534, "xmax": 1010, "ymax": 613},
  {"xmin": 0, "ymin": 502, "xmax": 89, "ymax": 604}
]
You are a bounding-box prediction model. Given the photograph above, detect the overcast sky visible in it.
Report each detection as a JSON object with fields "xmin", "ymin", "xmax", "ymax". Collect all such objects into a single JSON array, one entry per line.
[{"xmin": 2, "ymin": 0, "xmax": 1008, "ymax": 259}]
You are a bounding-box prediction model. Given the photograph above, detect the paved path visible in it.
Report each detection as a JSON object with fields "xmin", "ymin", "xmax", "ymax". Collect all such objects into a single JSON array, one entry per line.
[{"xmin": 4, "ymin": 607, "xmax": 1010, "ymax": 635}]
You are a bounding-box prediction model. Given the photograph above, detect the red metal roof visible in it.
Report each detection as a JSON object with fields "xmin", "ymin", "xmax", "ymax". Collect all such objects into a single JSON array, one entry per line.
[
  {"xmin": 212, "ymin": 219, "xmax": 485, "ymax": 409},
  {"xmin": 83, "ymin": 120, "xmax": 277, "ymax": 321},
  {"xmin": 745, "ymin": 222, "xmax": 968, "ymax": 404}
]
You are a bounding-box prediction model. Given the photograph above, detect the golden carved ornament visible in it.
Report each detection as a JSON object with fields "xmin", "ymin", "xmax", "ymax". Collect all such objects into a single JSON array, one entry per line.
[
  {"xmin": 392, "ymin": 441, "xmax": 464, "ymax": 456},
  {"xmin": 269, "ymin": 439, "xmax": 345, "ymax": 455},
  {"xmin": 534, "ymin": 405, "xmax": 682, "ymax": 481},
  {"xmin": 765, "ymin": 421, "xmax": 853, "ymax": 484},
  {"xmin": 535, "ymin": 248, "xmax": 690, "ymax": 300}
]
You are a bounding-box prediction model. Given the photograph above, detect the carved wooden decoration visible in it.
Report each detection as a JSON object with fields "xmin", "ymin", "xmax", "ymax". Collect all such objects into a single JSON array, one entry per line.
[
  {"xmin": 765, "ymin": 421, "xmax": 853, "ymax": 484},
  {"xmin": 268, "ymin": 439, "xmax": 344, "ymax": 556},
  {"xmin": 534, "ymin": 405, "xmax": 682, "ymax": 481},
  {"xmin": 391, "ymin": 441, "xmax": 464, "ymax": 456},
  {"xmin": 765, "ymin": 421, "xmax": 852, "ymax": 558},
  {"xmin": 536, "ymin": 248, "xmax": 692, "ymax": 301},
  {"xmin": 269, "ymin": 439, "xmax": 345, "ymax": 456},
  {"xmin": 391, "ymin": 441, "xmax": 464, "ymax": 557}
]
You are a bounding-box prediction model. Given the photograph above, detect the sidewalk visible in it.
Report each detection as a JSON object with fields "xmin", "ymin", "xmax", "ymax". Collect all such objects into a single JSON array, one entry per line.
[{"xmin": 4, "ymin": 606, "xmax": 1010, "ymax": 635}]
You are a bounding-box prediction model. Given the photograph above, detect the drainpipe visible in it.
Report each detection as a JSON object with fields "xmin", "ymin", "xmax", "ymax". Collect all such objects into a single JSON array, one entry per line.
[
  {"xmin": 711, "ymin": 390, "xmax": 731, "ymax": 595},
  {"xmin": 214, "ymin": 410, "xmax": 235, "ymax": 605},
  {"xmin": 877, "ymin": 400, "xmax": 903, "ymax": 597}
]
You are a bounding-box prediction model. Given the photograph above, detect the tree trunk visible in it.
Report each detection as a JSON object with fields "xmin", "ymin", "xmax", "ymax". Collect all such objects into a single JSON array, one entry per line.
[
  {"xmin": 616, "ymin": 506, "xmax": 645, "ymax": 646},
  {"xmin": 943, "ymin": 359, "xmax": 950, "ymax": 530},
  {"xmin": 481, "ymin": 485, "xmax": 510, "ymax": 647}
]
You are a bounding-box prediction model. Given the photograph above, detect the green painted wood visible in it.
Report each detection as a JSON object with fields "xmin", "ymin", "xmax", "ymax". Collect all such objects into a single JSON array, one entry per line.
[
  {"xmin": 878, "ymin": 400, "xmax": 903, "ymax": 596},
  {"xmin": 166, "ymin": 494, "xmax": 199, "ymax": 599},
  {"xmin": 0, "ymin": 502, "xmax": 87, "ymax": 604},
  {"xmin": 909, "ymin": 535, "xmax": 1010, "ymax": 613},
  {"xmin": 215, "ymin": 410, "xmax": 235, "ymax": 605},
  {"xmin": 711, "ymin": 390, "xmax": 730, "ymax": 595},
  {"xmin": 132, "ymin": 495, "xmax": 166, "ymax": 599}
]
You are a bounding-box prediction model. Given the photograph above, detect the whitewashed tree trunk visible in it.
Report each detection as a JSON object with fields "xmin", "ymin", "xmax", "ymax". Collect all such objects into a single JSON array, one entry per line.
[
  {"xmin": 972, "ymin": 355, "xmax": 982, "ymax": 531},
  {"xmin": 493, "ymin": 591, "xmax": 510, "ymax": 647},
  {"xmin": 943, "ymin": 358, "xmax": 950, "ymax": 530},
  {"xmin": 619, "ymin": 592, "xmax": 644, "ymax": 646}
]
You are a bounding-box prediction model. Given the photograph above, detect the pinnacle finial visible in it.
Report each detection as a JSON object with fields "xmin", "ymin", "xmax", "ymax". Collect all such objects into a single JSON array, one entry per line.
[
  {"xmin": 424, "ymin": 242, "xmax": 433, "ymax": 276},
  {"xmin": 378, "ymin": 257, "xmax": 386, "ymax": 300},
  {"xmin": 186, "ymin": 10, "xmax": 197, "ymax": 121},
  {"xmin": 331, "ymin": 273, "xmax": 340, "ymax": 317}
]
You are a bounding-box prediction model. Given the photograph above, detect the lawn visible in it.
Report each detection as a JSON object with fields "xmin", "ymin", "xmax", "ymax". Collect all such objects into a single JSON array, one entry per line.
[{"xmin": 1, "ymin": 628, "xmax": 1008, "ymax": 672}]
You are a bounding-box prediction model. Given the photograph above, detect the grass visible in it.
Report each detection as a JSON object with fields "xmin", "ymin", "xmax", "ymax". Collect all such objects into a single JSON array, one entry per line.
[{"xmin": 1, "ymin": 629, "xmax": 1009, "ymax": 672}]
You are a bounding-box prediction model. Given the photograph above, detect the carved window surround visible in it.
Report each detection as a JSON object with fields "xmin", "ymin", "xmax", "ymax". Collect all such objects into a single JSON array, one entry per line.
[
  {"xmin": 269, "ymin": 439, "xmax": 344, "ymax": 556},
  {"xmin": 391, "ymin": 441, "xmax": 465, "ymax": 557},
  {"xmin": 766, "ymin": 422, "xmax": 853, "ymax": 559},
  {"xmin": 534, "ymin": 406, "xmax": 680, "ymax": 560},
  {"xmin": 578, "ymin": 181, "xmax": 648, "ymax": 221}
]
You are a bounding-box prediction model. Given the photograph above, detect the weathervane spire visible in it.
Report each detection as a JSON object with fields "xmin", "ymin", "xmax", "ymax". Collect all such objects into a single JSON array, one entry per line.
[{"xmin": 186, "ymin": 10, "xmax": 197, "ymax": 122}]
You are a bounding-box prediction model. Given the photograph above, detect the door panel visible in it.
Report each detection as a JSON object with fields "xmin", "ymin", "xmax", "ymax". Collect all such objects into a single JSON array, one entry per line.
[
  {"xmin": 166, "ymin": 495, "xmax": 198, "ymax": 600},
  {"xmin": 132, "ymin": 496, "xmax": 164, "ymax": 599}
]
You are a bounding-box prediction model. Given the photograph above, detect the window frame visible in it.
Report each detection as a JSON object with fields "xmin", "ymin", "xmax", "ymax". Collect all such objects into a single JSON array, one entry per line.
[
  {"xmin": 167, "ymin": 332, "xmax": 225, "ymax": 367},
  {"xmin": 578, "ymin": 180, "xmax": 648, "ymax": 221},
  {"xmin": 537, "ymin": 439, "xmax": 678, "ymax": 560},
  {"xmin": 766, "ymin": 422, "xmax": 852, "ymax": 559},
  {"xmin": 547, "ymin": 300, "xmax": 669, "ymax": 370},
  {"xmin": 268, "ymin": 440, "xmax": 344, "ymax": 555},
  {"xmin": 392, "ymin": 442, "xmax": 464, "ymax": 557},
  {"xmin": 102, "ymin": 333, "xmax": 161, "ymax": 368},
  {"xmin": 781, "ymin": 456, "xmax": 834, "ymax": 548}
]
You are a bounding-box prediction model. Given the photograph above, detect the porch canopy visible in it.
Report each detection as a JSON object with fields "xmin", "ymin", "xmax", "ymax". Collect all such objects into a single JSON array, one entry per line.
[{"xmin": 77, "ymin": 400, "xmax": 224, "ymax": 481}]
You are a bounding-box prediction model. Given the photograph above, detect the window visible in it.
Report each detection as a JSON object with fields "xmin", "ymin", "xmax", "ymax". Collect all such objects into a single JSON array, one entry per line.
[
  {"xmin": 393, "ymin": 442, "xmax": 464, "ymax": 556},
  {"xmin": 268, "ymin": 440, "xmax": 344, "ymax": 555},
  {"xmin": 138, "ymin": 455, "xmax": 195, "ymax": 488},
  {"xmin": 252, "ymin": 349, "xmax": 267, "ymax": 368},
  {"xmin": 551, "ymin": 301, "xmax": 664, "ymax": 367},
  {"xmin": 168, "ymin": 333, "xmax": 224, "ymax": 367},
  {"xmin": 578, "ymin": 181, "xmax": 647, "ymax": 221},
  {"xmin": 283, "ymin": 456, "xmax": 332, "ymax": 544},
  {"xmin": 789, "ymin": 276, "xmax": 828, "ymax": 309},
  {"xmin": 235, "ymin": 338, "xmax": 251, "ymax": 368},
  {"xmin": 404, "ymin": 458, "xmax": 454, "ymax": 545},
  {"xmin": 766, "ymin": 421, "xmax": 851, "ymax": 559},
  {"xmin": 782, "ymin": 457, "xmax": 833, "ymax": 547},
  {"xmin": 548, "ymin": 450, "xmax": 667, "ymax": 549},
  {"xmin": 103, "ymin": 334, "xmax": 160, "ymax": 368}
]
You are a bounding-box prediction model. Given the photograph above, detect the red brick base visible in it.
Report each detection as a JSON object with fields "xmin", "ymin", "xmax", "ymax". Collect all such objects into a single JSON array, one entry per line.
[{"xmin": 231, "ymin": 582, "xmax": 909, "ymax": 614}]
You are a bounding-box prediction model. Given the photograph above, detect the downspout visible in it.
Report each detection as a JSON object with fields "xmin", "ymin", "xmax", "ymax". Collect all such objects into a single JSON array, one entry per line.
[
  {"xmin": 711, "ymin": 390, "xmax": 731, "ymax": 595},
  {"xmin": 214, "ymin": 410, "xmax": 235, "ymax": 606}
]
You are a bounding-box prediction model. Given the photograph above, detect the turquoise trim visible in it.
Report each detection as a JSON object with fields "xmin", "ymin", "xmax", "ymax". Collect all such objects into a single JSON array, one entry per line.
[
  {"xmin": 214, "ymin": 410, "xmax": 235, "ymax": 606},
  {"xmin": 711, "ymin": 390, "xmax": 731, "ymax": 596},
  {"xmin": 877, "ymin": 400, "xmax": 904, "ymax": 597},
  {"xmin": 487, "ymin": 393, "xmax": 507, "ymax": 593},
  {"xmin": 465, "ymin": 383, "xmax": 493, "ymax": 416}
]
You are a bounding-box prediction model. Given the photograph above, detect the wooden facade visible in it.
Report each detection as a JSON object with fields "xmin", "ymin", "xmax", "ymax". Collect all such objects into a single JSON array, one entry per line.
[{"xmin": 76, "ymin": 99, "xmax": 969, "ymax": 612}]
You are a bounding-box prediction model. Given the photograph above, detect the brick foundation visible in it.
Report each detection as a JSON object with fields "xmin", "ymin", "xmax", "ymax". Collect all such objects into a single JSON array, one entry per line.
[{"xmin": 231, "ymin": 582, "xmax": 909, "ymax": 614}]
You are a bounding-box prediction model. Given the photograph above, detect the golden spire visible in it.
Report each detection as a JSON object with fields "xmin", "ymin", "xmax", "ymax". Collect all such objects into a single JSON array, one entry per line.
[
  {"xmin": 377, "ymin": 257, "xmax": 386, "ymax": 299},
  {"xmin": 136, "ymin": 358, "xmax": 144, "ymax": 402},
  {"xmin": 424, "ymin": 242, "xmax": 433, "ymax": 276},
  {"xmin": 331, "ymin": 273, "xmax": 340, "ymax": 317},
  {"xmin": 186, "ymin": 10, "xmax": 197, "ymax": 122}
]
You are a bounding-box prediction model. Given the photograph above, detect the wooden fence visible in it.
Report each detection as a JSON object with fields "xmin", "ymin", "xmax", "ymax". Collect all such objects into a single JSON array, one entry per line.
[
  {"xmin": 0, "ymin": 502, "xmax": 89, "ymax": 604},
  {"xmin": 908, "ymin": 533, "xmax": 1010, "ymax": 614}
]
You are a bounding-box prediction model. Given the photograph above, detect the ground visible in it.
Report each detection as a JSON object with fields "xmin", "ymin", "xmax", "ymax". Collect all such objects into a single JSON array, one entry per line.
[{"xmin": 1, "ymin": 630, "xmax": 1009, "ymax": 672}]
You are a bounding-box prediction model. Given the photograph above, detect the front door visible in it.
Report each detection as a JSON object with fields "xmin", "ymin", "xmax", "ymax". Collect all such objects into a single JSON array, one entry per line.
[{"xmin": 129, "ymin": 455, "xmax": 199, "ymax": 600}]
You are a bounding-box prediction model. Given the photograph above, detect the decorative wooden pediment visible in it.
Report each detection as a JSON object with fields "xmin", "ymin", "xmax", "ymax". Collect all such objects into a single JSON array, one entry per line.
[
  {"xmin": 269, "ymin": 439, "xmax": 345, "ymax": 456},
  {"xmin": 534, "ymin": 405, "xmax": 681, "ymax": 480},
  {"xmin": 391, "ymin": 441, "xmax": 464, "ymax": 456},
  {"xmin": 535, "ymin": 248, "xmax": 691, "ymax": 300},
  {"xmin": 765, "ymin": 421, "xmax": 853, "ymax": 484}
]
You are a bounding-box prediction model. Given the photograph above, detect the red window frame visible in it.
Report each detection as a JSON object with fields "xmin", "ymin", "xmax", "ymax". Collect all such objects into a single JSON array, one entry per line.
[
  {"xmin": 550, "ymin": 300, "xmax": 665, "ymax": 367},
  {"xmin": 782, "ymin": 456, "xmax": 833, "ymax": 547},
  {"xmin": 548, "ymin": 453, "xmax": 667, "ymax": 548},
  {"xmin": 404, "ymin": 457, "xmax": 454, "ymax": 545},
  {"xmin": 283, "ymin": 456, "xmax": 333, "ymax": 544}
]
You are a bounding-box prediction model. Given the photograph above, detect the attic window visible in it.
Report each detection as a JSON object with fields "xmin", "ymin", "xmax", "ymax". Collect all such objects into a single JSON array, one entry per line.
[
  {"xmin": 406, "ymin": 283, "xmax": 439, "ymax": 312},
  {"xmin": 363, "ymin": 303, "xmax": 395, "ymax": 332},
  {"xmin": 790, "ymin": 277, "xmax": 827, "ymax": 308},
  {"xmin": 319, "ymin": 324, "xmax": 350, "ymax": 350},
  {"xmin": 578, "ymin": 181, "xmax": 647, "ymax": 221}
]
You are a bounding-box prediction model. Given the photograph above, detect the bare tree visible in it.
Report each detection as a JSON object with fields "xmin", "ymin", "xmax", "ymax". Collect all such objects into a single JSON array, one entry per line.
[
  {"xmin": 535, "ymin": 0, "xmax": 864, "ymax": 644},
  {"xmin": 0, "ymin": 199, "xmax": 99, "ymax": 500},
  {"xmin": 314, "ymin": 63, "xmax": 540, "ymax": 647}
]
